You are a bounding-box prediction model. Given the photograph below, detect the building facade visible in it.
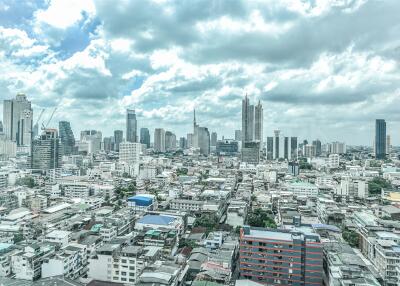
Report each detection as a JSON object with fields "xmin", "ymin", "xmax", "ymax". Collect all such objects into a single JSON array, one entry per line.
[
  {"xmin": 154, "ymin": 128, "xmax": 166, "ymax": 152},
  {"xmin": 239, "ymin": 226, "xmax": 323, "ymax": 285},
  {"xmin": 126, "ymin": 109, "xmax": 137, "ymax": 143},
  {"xmin": 3, "ymin": 93, "xmax": 33, "ymax": 147},
  {"xmin": 30, "ymin": 129, "xmax": 61, "ymax": 170},
  {"xmin": 375, "ymin": 119, "xmax": 386, "ymax": 159},
  {"xmin": 59, "ymin": 121, "xmax": 75, "ymax": 155},
  {"xmin": 140, "ymin": 128, "xmax": 150, "ymax": 148}
]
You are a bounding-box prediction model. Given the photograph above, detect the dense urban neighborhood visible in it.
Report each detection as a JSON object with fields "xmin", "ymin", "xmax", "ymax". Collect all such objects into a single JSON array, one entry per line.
[{"xmin": 0, "ymin": 93, "xmax": 399, "ymax": 286}]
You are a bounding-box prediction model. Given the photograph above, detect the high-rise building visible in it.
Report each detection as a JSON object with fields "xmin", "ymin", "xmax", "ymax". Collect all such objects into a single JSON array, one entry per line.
[
  {"xmin": 312, "ymin": 139, "xmax": 322, "ymax": 156},
  {"xmin": 211, "ymin": 132, "xmax": 217, "ymax": 146},
  {"xmin": 327, "ymin": 141, "xmax": 346, "ymax": 155},
  {"xmin": 254, "ymin": 100, "xmax": 263, "ymax": 145},
  {"xmin": 386, "ymin": 135, "xmax": 391, "ymax": 156},
  {"xmin": 154, "ymin": 128, "xmax": 165, "ymax": 152},
  {"xmin": 179, "ymin": 137, "xmax": 187, "ymax": 149},
  {"xmin": 216, "ymin": 139, "xmax": 239, "ymax": 156},
  {"xmin": 266, "ymin": 132, "xmax": 297, "ymax": 160},
  {"xmin": 187, "ymin": 133, "xmax": 194, "ymax": 148},
  {"xmin": 119, "ymin": 141, "xmax": 141, "ymax": 176},
  {"xmin": 3, "ymin": 93, "xmax": 33, "ymax": 147},
  {"xmin": 234, "ymin": 130, "xmax": 241, "ymax": 141},
  {"xmin": 266, "ymin": 137, "xmax": 273, "ymax": 160},
  {"xmin": 80, "ymin": 130, "xmax": 102, "ymax": 154},
  {"xmin": 165, "ymin": 131, "xmax": 176, "ymax": 151},
  {"xmin": 0, "ymin": 134, "xmax": 16, "ymax": 159},
  {"xmin": 304, "ymin": 144, "xmax": 317, "ymax": 158},
  {"xmin": 375, "ymin": 119, "xmax": 386, "ymax": 159},
  {"xmin": 140, "ymin": 128, "xmax": 150, "ymax": 148},
  {"xmin": 103, "ymin": 137, "xmax": 113, "ymax": 152},
  {"xmin": 239, "ymin": 225, "xmax": 323, "ymax": 285},
  {"xmin": 241, "ymin": 142, "xmax": 260, "ymax": 164},
  {"xmin": 126, "ymin": 109, "xmax": 137, "ymax": 143},
  {"xmin": 242, "ymin": 95, "xmax": 254, "ymax": 144},
  {"xmin": 30, "ymin": 129, "xmax": 61, "ymax": 170},
  {"xmin": 193, "ymin": 109, "xmax": 199, "ymax": 148},
  {"xmin": 197, "ymin": 127, "xmax": 210, "ymax": 156},
  {"xmin": 59, "ymin": 121, "xmax": 75, "ymax": 156},
  {"xmin": 114, "ymin": 130, "xmax": 123, "ymax": 152},
  {"xmin": 192, "ymin": 109, "xmax": 210, "ymax": 156}
]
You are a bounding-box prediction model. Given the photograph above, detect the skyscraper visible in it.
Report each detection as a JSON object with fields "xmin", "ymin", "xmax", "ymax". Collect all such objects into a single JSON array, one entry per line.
[
  {"xmin": 179, "ymin": 137, "xmax": 187, "ymax": 149},
  {"xmin": 154, "ymin": 128, "xmax": 165, "ymax": 152},
  {"xmin": 193, "ymin": 109, "xmax": 199, "ymax": 148},
  {"xmin": 30, "ymin": 129, "xmax": 61, "ymax": 170},
  {"xmin": 126, "ymin": 109, "xmax": 137, "ymax": 143},
  {"xmin": 312, "ymin": 139, "xmax": 322, "ymax": 156},
  {"xmin": 254, "ymin": 100, "xmax": 263, "ymax": 145},
  {"xmin": 3, "ymin": 93, "xmax": 33, "ymax": 147},
  {"xmin": 80, "ymin": 130, "xmax": 102, "ymax": 154},
  {"xmin": 165, "ymin": 131, "xmax": 176, "ymax": 151},
  {"xmin": 140, "ymin": 128, "xmax": 150, "ymax": 148},
  {"xmin": 119, "ymin": 141, "xmax": 141, "ymax": 176},
  {"xmin": 375, "ymin": 119, "xmax": 386, "ymax": 159},
  {"xmin": 211, "ymin": 132, "xmax": 217, "ymax": 146},
  {"xmin": 234, "ymin": 130, "xmax": 241, "ymax": 141},
  {"xmin": 192, "ymin": 109, "xmax": 210, "ymax": 156},
  {"xmin": 114, "ymin": 130, "xmax": 123, "ymax": 152},
  {"xmin": 103, "ymin": 137, "xmax": 113, "ymax": 152},
  {"xmin": 197, "ymin": 127, "xmax": 210, "ymax": 156},
  {"xmin": 187, "ymin": 133, "xmax": 194, "ymax": 148},
  {"xmin": 59, "ymin": 121, "xmax": 75, "ymax": 155},
  {"xmin": 242, "ymin": 95, "xmax": 253, "ymax": 144}
]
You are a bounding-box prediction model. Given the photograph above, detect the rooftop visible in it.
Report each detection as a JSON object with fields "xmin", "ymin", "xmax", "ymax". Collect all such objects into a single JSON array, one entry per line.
[{"xmin": 138, "ymin": 214, "xmax": 177, "ymax": 226}]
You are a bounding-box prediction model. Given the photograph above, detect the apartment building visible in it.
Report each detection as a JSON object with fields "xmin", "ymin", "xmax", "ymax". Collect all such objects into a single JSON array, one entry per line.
[
  {"xmin": 239, "ymin": 226, "xmax": 323, "ymax": 285},
  {"xmin": 88, "ymin": 244, "xmax": 161, "ymax": 284}
]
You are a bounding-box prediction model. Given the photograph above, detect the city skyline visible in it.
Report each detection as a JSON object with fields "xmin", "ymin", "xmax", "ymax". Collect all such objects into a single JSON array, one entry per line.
[{"xmin": 0, "ymin": 1, "xmax": 399, "ymax": 145}]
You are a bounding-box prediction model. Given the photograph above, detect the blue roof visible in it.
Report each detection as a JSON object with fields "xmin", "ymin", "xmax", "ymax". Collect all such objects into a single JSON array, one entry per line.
[
  {"xmin": 127, "ymin": 195, "xmax": 153, "ymax": 206},
  {"xmin": 138, "ymin": 215, "xmax": 176, "ymax": 225}
]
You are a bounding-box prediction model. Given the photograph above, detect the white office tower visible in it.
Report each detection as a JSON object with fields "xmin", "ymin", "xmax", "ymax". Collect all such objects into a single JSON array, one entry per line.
[
  {"xmin": 254, "ymin": 100, "xmax": 263, "ymax": 146},
  {"xmin": 386, "ymin": 135, "xmax": 391, "ymax": 155},
  {"xmin": 192, "ymin": 109, "xmax": 210, "ymax": 156},
  {"xmin": 327, "ymin": 142, "xmax": 346, "ymax": 154},
  {"xmin": 3, "ymin": 93, "xmax": 33, "ymax": 147},
  {"xmin": 119, "ymin": 142, "xmax": 141, "ymax": 176},
  {"xmin": 80, "ymin": 130, "xmax": 102, "ymax": 153},
  {"xmin": 154, "ymin": 128, "xmax": 165, "ymax": 152}
]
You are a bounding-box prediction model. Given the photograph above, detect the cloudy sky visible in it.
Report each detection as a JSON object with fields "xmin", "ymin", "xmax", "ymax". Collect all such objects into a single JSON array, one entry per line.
[{"xmin": 0, "ymin": 0, "xmax": 399, "ymax": 145}]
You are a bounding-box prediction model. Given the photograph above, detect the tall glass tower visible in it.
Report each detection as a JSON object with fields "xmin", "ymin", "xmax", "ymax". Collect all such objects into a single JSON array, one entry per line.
[
  {"xmin": 375, "ymin": 119, "xmax": 386, "ymax": 159},
  {"xmin": 126, "ymin": 109, "xmax": 137, "ymax": 143}
]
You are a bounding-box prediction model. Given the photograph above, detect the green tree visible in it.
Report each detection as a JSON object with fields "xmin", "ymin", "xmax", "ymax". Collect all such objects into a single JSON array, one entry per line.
[
  {"xmin": 342, "ymin": 227, "xmax": 359, "ymax": 248},
  {"xmin": 368, "ymin": 177, "xmax": 391, "ymax": 195},
  {"xmin": 247, "ymin": 208, "xmax": 277, "ymax": 228}
]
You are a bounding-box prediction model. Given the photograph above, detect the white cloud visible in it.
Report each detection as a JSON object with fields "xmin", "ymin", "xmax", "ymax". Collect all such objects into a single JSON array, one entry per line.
[{"xmin": 34, "ymin": 0, "xmax": 96, "ymax": 30}]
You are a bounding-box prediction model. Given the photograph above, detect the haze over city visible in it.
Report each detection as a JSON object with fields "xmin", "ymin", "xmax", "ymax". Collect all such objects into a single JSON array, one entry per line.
[{"xmin": 0, "ymin": 0, "xmax": 399, "ymax": 144}]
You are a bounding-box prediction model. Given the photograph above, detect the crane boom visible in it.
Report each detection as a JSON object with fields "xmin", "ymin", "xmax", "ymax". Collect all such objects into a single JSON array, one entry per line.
[
  {"xmin": 35, "ymin": 108, "xmax": 45, "ymax": 126},
  {"xmin": 46, "ymin": 107, "xmax": 57, "ymax": 127}
]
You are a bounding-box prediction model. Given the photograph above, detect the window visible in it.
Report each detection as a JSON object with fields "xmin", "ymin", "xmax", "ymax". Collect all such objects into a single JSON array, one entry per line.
[{"xmin": 121, "ymin": 272, "xmax": 126, "ymax": 275}]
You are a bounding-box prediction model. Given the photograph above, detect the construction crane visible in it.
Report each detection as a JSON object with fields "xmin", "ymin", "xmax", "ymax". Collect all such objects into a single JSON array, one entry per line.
[
  {"xmin": 41, "ymin": 107, "xmax": 58, "ymax": 130},
  {"xmin": 33, "ymin": 108, "xmax": 45, "ymax": 137}
]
